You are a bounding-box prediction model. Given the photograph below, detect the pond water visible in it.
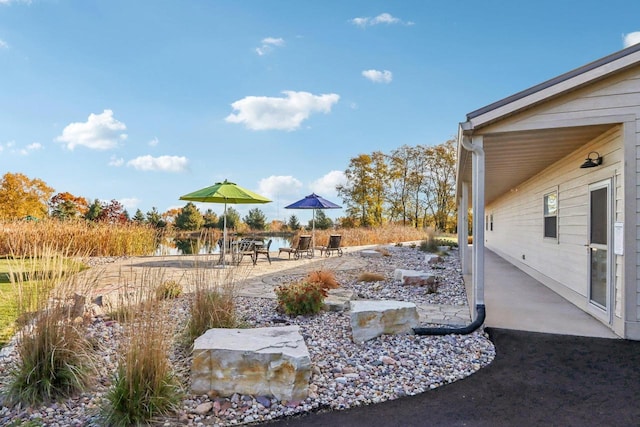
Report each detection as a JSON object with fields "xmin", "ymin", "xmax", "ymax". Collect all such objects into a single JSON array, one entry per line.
[{"xmin": 154, "ymin": 236, "xmax": 293, "ymax": 256}]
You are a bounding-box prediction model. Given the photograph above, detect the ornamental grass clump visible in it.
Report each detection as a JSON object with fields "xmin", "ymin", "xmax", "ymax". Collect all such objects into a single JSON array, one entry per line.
[
  {"xmin": 5, "ymin": 245, "xmax": 96, "ymax": 406},
  {"xmin": 101, "ymin": 269, "xmax": 182, "ymax": 426},
  {"xmin": 183, "ymin": 266, "xmax": 241, "ymax": 345}
]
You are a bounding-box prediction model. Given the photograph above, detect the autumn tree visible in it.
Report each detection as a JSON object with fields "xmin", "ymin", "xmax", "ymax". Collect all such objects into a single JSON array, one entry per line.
[
  {"xmin": 337, "ymin": 154, "xmax": 375, "ymax": 227},
  {"xmin": 98, "ymin": 199, "xmax": 127, "ymax": 223},
  {"xmin": 175, "ymin": 202, "xmax": 204, "ymax": 230},
  {"xmin": 387, "ymin": 145, "xmax": 413, "ymax": 225},
  {"xmin": 424, "ymin": 139, "xmax": 457, "ymax": 232},
  {"xmin": 0, "ymin": 172, "xmax": 54, "ymax": 220},
  {"xmin": 49, "ymin": 192, "xmax": 89, "ymax": 220},
  {"xmin": 162, "ymin": 207, "xmax": 182, "ymax": 226}
]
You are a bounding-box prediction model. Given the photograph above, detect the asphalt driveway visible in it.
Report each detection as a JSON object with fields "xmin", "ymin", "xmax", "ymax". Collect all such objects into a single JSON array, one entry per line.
[{"xmin": 261, "ymin": 328, "xmax": 640, "ymax": 426}]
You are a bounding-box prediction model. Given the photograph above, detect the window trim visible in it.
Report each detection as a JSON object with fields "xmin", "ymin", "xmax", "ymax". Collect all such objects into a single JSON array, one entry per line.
[{"xmin": 543, "ymin": 188, "xmax": 558, "ymax": 240}]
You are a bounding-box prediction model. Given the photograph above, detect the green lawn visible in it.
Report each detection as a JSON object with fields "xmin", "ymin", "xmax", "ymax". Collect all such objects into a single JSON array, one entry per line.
[{"xmin": 0, "ymin": 258, "xmax": 87, "ymax": 347}]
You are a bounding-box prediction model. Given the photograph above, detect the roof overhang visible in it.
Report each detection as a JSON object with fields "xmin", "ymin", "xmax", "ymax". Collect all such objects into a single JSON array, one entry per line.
[{"xmin": 456, "ymin": 43, "xmax": 640, "ymax": 205}]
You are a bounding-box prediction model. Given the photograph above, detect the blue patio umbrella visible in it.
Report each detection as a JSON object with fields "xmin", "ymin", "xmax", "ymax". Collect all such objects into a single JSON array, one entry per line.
[{"xmin": 285, "ymin": 193, "xmax": 341, "ymax": 254}]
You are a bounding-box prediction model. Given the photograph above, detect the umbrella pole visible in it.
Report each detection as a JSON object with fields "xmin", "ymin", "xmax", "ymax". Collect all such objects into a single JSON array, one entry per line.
[
  {"xmin": 312, "ymin": 208, "xmax": 316, "ymax": 257},
  {"xmin": 222, "ymin": 202, "xmax": 227, "ymax": 266}
]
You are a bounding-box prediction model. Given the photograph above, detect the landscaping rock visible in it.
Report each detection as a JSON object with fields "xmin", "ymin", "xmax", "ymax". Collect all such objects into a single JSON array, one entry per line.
[
  {"xmin": 323, "ymin": 288, "xmax": 355, "ymax": 312},
  {"xmin": 349, "ymin": 300, "xmax": 419, "ymax": 343},
  {"xmin": 191, "ymin": 326, "xmax": 311, "ymax": 401},
  {"xmin": 403, "ymin": 275, "xmax": 436, "ymax": 287},
  {"xmin": 393, "ymin": 268, "xmax": 426, "ymax": 282}
]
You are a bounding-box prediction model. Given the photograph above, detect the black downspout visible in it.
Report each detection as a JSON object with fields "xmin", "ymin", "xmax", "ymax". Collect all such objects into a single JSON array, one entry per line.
[{"xmin": 413, "ymin": 304, "xmax": 486, "ymax": 335}]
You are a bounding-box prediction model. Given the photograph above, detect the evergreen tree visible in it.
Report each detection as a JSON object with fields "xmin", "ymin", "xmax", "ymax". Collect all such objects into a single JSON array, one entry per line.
[
  {"xmin": 308, "ymin": 210, "xmax": 333, "ymax": 230},
  {"xmin": 287, "ymin": 214, "xmax": 301, "ymax": 230},
  {"xmin": 175, "ymin": 202, "xmax": 204, "ymax": 230},
  {"xmin": 217, "ymin": 207, "xmax": 240, "ymax": 230},
  {"xmin": 243, "ymin": 208, "xmax": 267, "ymax": 230},
  {"xmin": 132, "ymin": 209, "xmax": 146, "ymax": 223},
  {"xmin": 85, "ymin": 199, "xmax": 103, "ymax": 221},
  {"xmin": 202, "ymin": 209, "xmax": 218, "ymax": 228},
  {"xmin": 146, "ymin": 207, "xmax": 166, "ymax": 228}
]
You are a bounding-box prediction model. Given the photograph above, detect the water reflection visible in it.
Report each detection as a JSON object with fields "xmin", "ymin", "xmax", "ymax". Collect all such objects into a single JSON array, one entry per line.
[{"xmin": 155, "ymin": 235, "xmax": 292, "ymax": 256}]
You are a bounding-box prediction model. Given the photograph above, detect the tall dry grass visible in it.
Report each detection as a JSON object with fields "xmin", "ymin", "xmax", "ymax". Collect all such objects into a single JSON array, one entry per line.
[
  {"xmin": 304, "ymin": 224, "xmax": 433, "ymax": 247},
  {"xmin": 101, "ymin": 268, "xmax": 182, "ymax": 426},
  {"xmin": 5, "ymin": 246, "xmax": 98, "ymax": 405},
  {"xmin": 183, "ymin": 265, "xmax": 245, "ymax": 345},
  {"xmin": 0, "ymin": 219, "xmax": 158, "ymax": 257}
]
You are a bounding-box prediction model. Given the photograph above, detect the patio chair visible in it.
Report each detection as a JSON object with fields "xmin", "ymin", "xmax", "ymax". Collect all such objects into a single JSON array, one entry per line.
[
  {"xmin": 254, "ymin": 239, "xmax": 272, "ymax": 265},
  {"xmin": 234, "ymin": 239, "xmax": 256, "ymax": 265},
  {"xmin": 319, "ymin": 234, "xmax": 343, "ymax": 257},
  {"xmin": 278, "ymin": 235, "xmax": 312, "ymax": 260}
]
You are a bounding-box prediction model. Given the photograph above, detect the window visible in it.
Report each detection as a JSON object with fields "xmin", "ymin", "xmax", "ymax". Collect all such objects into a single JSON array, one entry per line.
[
  {"xmin": 485, "ymin": 215, "xmax": 489, "ymax": 231},
  {"xmin": 543, "ymin": 191, "xmax": 558, "ymax": 239},
  {"xmin": 490, "ymin": 214, "xmax": 494, "ymax": 231}
]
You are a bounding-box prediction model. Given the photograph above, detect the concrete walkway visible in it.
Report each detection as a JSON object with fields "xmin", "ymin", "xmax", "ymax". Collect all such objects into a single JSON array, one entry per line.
[{"xmin": 481, "ymin": 249, "xmax": 617, "ymax": 338}]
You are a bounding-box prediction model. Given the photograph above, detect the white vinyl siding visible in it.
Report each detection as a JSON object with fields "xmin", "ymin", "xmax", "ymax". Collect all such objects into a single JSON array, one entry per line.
[{"xmin": 485, "ymin": 127, "xmax": 623, "ymax": 304}]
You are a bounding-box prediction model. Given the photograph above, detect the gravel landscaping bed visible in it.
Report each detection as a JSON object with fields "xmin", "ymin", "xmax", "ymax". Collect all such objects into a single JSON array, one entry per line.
[{"xmin": 0, "ymin": 246, "xmax": 495, "ymax": 426}]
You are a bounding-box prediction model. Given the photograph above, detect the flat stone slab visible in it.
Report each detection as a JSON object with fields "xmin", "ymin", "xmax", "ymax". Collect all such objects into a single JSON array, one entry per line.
[
  {"xmin": 350, "ymin": 300, "xmax": 419, "ymax": 343},
  {"xmin": 191, "ymin": 326, "xmax": 311, "ymax": 401},
  {"xmin": 393, "ymin": 268, "xmax": 427, "ymax": 281}
]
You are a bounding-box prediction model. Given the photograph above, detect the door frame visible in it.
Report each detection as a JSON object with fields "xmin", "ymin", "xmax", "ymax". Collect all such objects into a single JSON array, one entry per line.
[{"xmin": 587, "ymin": 178, "xmax": 613, "ymax": 323}]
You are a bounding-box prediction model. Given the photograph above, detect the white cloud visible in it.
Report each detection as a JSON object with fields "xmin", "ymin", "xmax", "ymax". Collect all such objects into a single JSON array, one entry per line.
[
  {"xmin": 256, "ymin": 37, "xmax": 285, "ymax": 56},
  {"xmin": 225, "ymin": 90, "xmax": 340, "ymax": 131},
  {"xmin": 362, "ymin": 69, "xmax": 393, "ymax": 83},
  {"xmin": 309, "ymin": 170, "xmax": 347, "ymax": 198},
  {"xmin": 108, "ymin": 155, "xmax": 124, "ymax": 167},
  {"xmin": 0, "ymin": 39, "xmax": 8, "ymax": 49},
  {"xmin": 623, "ymin": 32, "xmax": 640, "ymax": 48},
  {"xmin": 0, "ymin": 0, "xmax": 32, "ymax": 5},
  {"xmin": 258, "ymin": 175, "xmax": 303, "ymax": 199},
  {"xmin": 148, "ymin": 137, "xmax": 159, "ymax": 147},
  {"xmin": 350, "ymin": 13, "xmax": 412, "ymax": 28},
  {"xmin": 119, "ymin": 197, "xmax": 139, "ymax": 210},
  {"xmin": 56, "ymin": 109, "xmax": 127, "ymax": 150},
  {"xmin": 127, "ymin": 155, "xmax": 188, "ymax": 172},
  {"xmin": 19, "ymin": 142, "xmax": 42, "ymax": 156}
]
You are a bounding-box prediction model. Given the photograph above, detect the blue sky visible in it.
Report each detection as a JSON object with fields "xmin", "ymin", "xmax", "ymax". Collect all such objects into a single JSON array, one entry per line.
[{"xmin": 1, "ymin": 0, "xmax": 640, "ymax": 224}]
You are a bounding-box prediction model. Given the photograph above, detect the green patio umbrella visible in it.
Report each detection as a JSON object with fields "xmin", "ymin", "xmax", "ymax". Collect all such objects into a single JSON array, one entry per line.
[{"xmin": 180, "ymin": 180, "xmax": 271, "ymax": 266}]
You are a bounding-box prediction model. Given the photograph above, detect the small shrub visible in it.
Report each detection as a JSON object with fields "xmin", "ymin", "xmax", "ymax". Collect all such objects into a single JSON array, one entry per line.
[
  {"xmin": 275, "ymin": 281, "xmax": 325, "ymax": 316},
  {"xmin": 156, "ymin": 280, "xmax": 182, "ymax": 300},
  {"xmin": 357, "ymin": 272, "xmax": 386, "ymax": 282}
]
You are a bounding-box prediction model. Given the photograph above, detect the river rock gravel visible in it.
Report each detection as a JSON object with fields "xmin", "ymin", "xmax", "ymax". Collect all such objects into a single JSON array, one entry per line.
[{"xmin": 0, "ymin": 246, "xmax": 495, "ymax": 426}]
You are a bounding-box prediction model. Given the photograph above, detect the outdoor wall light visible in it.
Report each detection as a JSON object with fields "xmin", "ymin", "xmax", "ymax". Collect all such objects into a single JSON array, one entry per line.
[{"xmin": 579, "ymin": 151, "xmax": 603, "ymax": 169}]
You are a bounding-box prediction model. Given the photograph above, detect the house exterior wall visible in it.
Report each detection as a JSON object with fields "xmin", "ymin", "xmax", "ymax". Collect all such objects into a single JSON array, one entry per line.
[{"xmin": 473, "ymin": 65, "xmax": 640, "ymax": 338}]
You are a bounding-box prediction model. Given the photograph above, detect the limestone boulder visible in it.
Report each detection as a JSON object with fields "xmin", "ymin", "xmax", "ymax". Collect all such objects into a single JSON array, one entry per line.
[
  {"xmin": 349, "ymin": 300, "xmax": 419, "ymax": 343},
  {"xmin": 191, "ymin": 326, "xmax": 311, "ymax": 401},
  {"xmin": 393, "ymin": 268, "xmax": 426, "ymax": 282}
]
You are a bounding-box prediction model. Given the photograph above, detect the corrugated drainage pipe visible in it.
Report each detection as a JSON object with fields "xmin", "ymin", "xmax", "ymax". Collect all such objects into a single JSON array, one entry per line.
[{"xmin": 413, "ymin": 304, "xmax": 486, "ymax": 335}]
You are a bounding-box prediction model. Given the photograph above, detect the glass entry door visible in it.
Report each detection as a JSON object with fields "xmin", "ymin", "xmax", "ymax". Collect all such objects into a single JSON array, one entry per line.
[{"xmin": 588, "ymin": 180, "xmax": 611, "ymax": 313}]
